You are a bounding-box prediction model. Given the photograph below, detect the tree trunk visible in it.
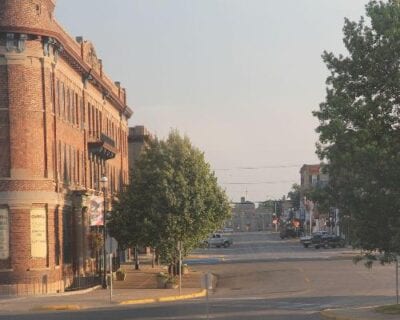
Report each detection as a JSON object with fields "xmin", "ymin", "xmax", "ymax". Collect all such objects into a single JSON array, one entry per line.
[{"xmin": 134, "ymin": 245, "xmax": 140, "ymax": 270}]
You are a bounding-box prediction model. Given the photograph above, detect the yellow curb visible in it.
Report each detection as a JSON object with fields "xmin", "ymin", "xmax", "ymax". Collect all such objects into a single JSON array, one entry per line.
[
  {"xmin": 31, "ymin": 305, "xmax": 81, "ymax": 311},
  {"xmin": 120, "ymin": 289, "xmax": 207, "ymax": 305},
  {"xmin": 120, "ymin": 298, "xmax": 157, "ymax": 305}
]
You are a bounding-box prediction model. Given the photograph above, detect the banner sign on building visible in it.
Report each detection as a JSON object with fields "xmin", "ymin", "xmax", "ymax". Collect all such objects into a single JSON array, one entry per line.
[
  {"xmin": 30, "ymin": 208, "xmax": 47, "ymax": 258},
  {"xmin": 0, "ymin": 208, "xmax": 9, "ymax": 260},
  {"xmin": 89, "ymin": 196, "xmax": 104, "ymax": 226}
]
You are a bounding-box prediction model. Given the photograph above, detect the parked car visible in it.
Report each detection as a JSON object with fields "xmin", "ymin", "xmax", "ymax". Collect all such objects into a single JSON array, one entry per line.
[
  {"xmin": 300, "ymin": 231, "xmax": 345, "ymax": 249},
  {"xmin": 314, "ymin": 234, "xmax": 345, "ymax": 249},
  {"xmin": 204, "ymin": 233, "xmax": 233, "ymax": 248},
  {"xmin": 300, "ymin": 231, "xmax": 328, "ymax": 248}
]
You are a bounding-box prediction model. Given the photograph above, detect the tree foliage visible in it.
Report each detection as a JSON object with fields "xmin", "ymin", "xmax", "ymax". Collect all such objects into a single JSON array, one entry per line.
[
  {"xmin": 287, "ymin": 184, "xmax": 301, "ymax": 211},
  {"xmin": 314, "ymin": 0, "xmax": 400, "ymax": 256},
  {"xmin": 108, "ymin": 130, "xmax": 231, "ymax": 265}
]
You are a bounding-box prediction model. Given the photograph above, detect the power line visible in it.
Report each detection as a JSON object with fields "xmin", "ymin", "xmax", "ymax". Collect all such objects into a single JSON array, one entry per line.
[
  {"xmin": 221, "ymin": 180, "xmax": 296, "ymax": 185},
  {"xmin": 214, "ymin": 164, "xmax": 305, "ymax": 171}
]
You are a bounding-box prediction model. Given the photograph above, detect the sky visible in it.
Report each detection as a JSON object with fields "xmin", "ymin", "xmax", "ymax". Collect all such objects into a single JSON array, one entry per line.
[{"xmin": 56, "ymin": 0, "xmax": 369, "ymax": 203}]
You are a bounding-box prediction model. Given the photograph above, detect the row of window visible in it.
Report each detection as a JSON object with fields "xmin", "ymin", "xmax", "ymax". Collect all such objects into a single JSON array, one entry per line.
[
  {"xmin": 58, "ymin": 141, "xmax": 84, "ymax": 186},
  {"xmin": 53, "ymin": 76, "xmax": 128, "ymax": 157},
  {"xmin": 56, "ymin": 140, "xmax": 128, "ymax": 192},
  {"xmin": 88, "ymin": 154, "xmax": 127, "ymax": 193},
  {"xmin": 87, "ymin": 102, "xmax": 128, "ymax": 155},
  {"xmin": 55, "ymin": 79, "xmax": 84, "ymax": 129}
]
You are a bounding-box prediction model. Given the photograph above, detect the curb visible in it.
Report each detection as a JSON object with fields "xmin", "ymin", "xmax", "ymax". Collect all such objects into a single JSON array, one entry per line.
[
  {"xmin": 47, "ymin": 285, "xmax": 102, "ymax": 297},
  {"xmin": 31, "ymin": 304, "xmax": 82, "ymax": 311},
  {"xmin": 119, "ymin": 289, "xmax": 207, "ymax": 305}
]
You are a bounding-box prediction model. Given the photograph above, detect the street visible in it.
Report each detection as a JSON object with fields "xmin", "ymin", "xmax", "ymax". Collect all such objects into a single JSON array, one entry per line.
[{"xmin": 0, "ymin": 231, "xmax": 395, "ymax": 319}]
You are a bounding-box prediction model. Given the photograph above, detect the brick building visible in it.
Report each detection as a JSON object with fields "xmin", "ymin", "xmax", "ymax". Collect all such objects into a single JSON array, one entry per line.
[
  {"xmin": 228, "ymin": 197, "xmax": 272, "ymax": 232},
  {"xmin": 0, "ymin": 0, "xmax": 132, "ymax": 294},
  {"xmin": 128, "ymin": 125, "xmax": 153, "ymax": 173},
  {"xmin": 300, "ymin": 164, "xmax": 329, "ymax": 190}
]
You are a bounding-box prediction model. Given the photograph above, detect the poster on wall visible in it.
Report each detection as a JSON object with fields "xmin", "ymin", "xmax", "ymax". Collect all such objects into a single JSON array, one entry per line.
[
  {"xmin": 0, "ymin": 208, "xmax": 9, "ymax": 260},
  {"xmin": 89, "ymin": 196, "xmax": 104, "ymax": 226},
  {"xmin": 30, "ymin": 208, "xmax": 47, "ymax": 258}
]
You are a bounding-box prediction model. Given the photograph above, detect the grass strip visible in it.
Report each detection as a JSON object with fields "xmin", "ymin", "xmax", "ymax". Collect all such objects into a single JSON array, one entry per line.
[{"xmin": 375, "ymin": 304, "xmax": 400, "ymax": 315}]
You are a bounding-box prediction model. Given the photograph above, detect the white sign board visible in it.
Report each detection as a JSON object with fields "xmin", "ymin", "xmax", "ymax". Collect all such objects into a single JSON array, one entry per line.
[
  {"xmin": 0, "ymin": 209, "xmax": 9, "ymax": 260},
  {"xmin": 31, "ymin": 208, "xmax": 47, "ymax": 258}
]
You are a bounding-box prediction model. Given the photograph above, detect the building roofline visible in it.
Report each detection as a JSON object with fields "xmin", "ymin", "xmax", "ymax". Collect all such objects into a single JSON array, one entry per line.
[{"xmin": 0, "ymin": 25, "xmax": 133, "ymax": 119}]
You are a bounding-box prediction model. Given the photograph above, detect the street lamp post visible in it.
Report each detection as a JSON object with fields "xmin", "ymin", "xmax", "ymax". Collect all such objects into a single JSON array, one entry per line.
[{"xmin": 100, "ymin": 175, "xmax": 108, "ymax": 289}]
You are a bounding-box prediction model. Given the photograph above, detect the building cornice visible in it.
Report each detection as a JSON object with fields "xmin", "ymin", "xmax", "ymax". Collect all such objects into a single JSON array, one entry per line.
[{"xmin": 0, "ymin": 26, "xmax": 133, "ymax": 119}]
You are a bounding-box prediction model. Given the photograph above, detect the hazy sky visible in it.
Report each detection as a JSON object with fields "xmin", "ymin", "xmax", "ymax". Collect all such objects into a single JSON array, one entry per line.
[{"xmin": 56, "ymin": 0, "xmax": 368, "ymax": 202}]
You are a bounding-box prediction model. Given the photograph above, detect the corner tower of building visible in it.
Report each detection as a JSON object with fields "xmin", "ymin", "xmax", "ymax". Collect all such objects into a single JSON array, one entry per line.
[
  {"xmin": 0, "ymin": 0, "xmax": 57, "ymax": 32},
  {"xmin": 0, "ymin": 0, "xmax": 132, "ymax": 295}
]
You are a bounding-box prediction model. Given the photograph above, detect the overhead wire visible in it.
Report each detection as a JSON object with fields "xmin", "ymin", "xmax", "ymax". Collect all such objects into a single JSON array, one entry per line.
[
  {"xmin": 220, "ymin": 180, "xmax": 296, "ymax": 185},
  {"xmin": 214, "ymin": 164, "xmax": 306, "ymax": 171}
]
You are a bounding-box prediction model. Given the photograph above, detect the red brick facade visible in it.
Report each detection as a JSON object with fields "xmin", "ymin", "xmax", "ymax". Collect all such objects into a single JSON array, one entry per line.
[{"xmin": 0, "ymin": 0, "xmax": 132, "ymax": 295}]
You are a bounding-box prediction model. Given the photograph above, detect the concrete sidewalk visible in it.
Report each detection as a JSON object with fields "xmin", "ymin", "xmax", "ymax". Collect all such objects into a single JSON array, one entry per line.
[
  {"xmin": 320, "ymin": 306, "xmax": 400, "ymax": 320},
  {"xmin": 0, "ymin": 263, "xmax": 207, "ymax": 315}
]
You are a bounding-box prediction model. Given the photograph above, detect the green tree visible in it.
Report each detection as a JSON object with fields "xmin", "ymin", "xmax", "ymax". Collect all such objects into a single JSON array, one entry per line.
[
  {"xmin": 287, "ymin": 184, "xmax": 301, "ymax": 211},
  {"xmin": 108, "ymin": 130, "xmax": 231, "ymax": 269},
  {"xmin": 313, "ymin": 0, "xmax": 400, "ymax": 259}
]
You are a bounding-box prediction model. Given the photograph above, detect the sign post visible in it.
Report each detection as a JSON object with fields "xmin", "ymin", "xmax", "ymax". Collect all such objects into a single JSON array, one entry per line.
[
  {"xmin": 396, "ymin": 257, "xmax": 399, "ymax": 305},
  {"xmin": 109, "ymin": 253, "xmax": 113, "ymax": 302},
  {"xmin": 178, "ymin": 241, "xmax": 182, "ymax": 296},
  {"xmin": 201, "ymin": 273, "xmax": 213, "ymax": 320}
]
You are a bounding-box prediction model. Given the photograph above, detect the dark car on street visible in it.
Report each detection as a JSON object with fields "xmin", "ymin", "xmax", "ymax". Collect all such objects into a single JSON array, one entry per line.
[
  {"xmin": 300, "ymin": 231, "xmax": 345, "ymax": 249},
  {"xmin": 314, "ymin": 234, "xmax": 345, "ymax": 249}
]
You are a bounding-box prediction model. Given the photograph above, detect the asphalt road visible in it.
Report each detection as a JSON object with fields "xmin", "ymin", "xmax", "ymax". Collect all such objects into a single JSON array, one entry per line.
[{"xmin": 1, "ymin": 232, "xmax": 396, "ymax": 319}]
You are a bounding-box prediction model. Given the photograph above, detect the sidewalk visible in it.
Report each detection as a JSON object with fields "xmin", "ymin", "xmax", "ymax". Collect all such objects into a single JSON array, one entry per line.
[
  {"xmin": 320, "ymin": 306, "xmax": 400, "ymax": 320},
  {"xmin": 0, "ymin": 261, "xmax": 207, "ymax": 315}
]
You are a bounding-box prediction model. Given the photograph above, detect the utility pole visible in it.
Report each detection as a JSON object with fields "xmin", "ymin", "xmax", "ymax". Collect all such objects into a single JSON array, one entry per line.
[{"xmin": 309, "ymin": 201, "xmax": 313, "ymax": 236}]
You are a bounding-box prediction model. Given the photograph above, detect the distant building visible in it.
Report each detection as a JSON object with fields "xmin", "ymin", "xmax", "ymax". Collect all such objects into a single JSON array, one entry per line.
[
  {"xmin": 227, "ymin": 197, "xmax": 272, "ymax": 232},
  {"xmin": 128, "ymin": 126, "xmax": 153, "ymax": 173},
  {"xmin": 255, "ymin": 205, "xmax": 273, "ymax": 230},
  {"xmin": 299, "ymin": 164, "xmax": 330, "ymax": 232},
  {"xmin": 300, "ymin": 164, "xmax": 329, "ymax": 190}
]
